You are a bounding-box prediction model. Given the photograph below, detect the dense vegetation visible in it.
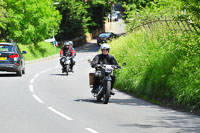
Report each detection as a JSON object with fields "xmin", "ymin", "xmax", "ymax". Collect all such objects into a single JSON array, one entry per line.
[{"xmin": 110, "ymin": 0, "xmax": 200, "ymax": 113}]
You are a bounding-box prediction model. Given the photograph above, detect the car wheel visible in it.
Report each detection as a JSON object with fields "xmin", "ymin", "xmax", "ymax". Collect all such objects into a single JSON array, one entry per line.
[
  {"xmin": 16, "ymin": 70, "xmax": 22, "ymax": 76},
  {"xmin": 22, "ymin": 69, "xmax": 25, "ymax": 74}
]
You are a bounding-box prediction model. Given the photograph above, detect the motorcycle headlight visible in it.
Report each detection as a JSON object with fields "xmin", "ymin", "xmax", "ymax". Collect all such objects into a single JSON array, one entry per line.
[{"xmin": 105, "ymin": 68, "xmax": 113, "ymax": 73}]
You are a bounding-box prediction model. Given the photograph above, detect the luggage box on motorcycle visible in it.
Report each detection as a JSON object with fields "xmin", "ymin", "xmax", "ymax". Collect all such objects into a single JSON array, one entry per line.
[{"xmin": 89, "ymin": 73, "xmax": 94, "ymax": 85}]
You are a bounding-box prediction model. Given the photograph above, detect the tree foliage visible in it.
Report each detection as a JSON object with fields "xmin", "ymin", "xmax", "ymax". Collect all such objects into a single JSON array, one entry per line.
[
  {"xmin": 5, "ymin": 0, "xmax": 61, "ymax": 45},
  {"xmin": 0, "ymin": 0, "xmax": 8, "ymax": 39},
  {"xmin": 55, "ymin": 0, "xmax": 91, "ymax": 40},
  {"xmin": 179, "ymin": 0, "xmax": 200, "ymax": 26},
  {"xmin": 55, "ymin": 0, "xmax": 114, "ymax": 40},
  {"xmin": 123, "ymin": 0, "xmax": 200, "ymax": 31}
]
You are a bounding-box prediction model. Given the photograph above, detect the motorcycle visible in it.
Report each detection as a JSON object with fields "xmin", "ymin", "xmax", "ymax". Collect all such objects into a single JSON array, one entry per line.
[
  {"xmin": 60, "ymin": 56, "xmax": 72, "ymax": 75},
  {"xmin": 89, "ymin": 63, "xmax": 120, "ymax": 104}
]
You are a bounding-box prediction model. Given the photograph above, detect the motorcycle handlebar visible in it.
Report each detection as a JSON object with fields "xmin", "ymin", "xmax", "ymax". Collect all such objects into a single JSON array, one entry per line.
[{"xmin": 95, "ymin": 64, "xmax": 120, "ymax": 69}]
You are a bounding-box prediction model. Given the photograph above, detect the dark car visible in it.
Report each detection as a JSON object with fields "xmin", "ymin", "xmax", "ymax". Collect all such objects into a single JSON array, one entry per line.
[
  {"xmin": 97, "ymin": 32, "xmax": 117, "ymax": 46},
  {"xmin": 0, "ymin": 43, "xmax": 26, "ymax": 76}
]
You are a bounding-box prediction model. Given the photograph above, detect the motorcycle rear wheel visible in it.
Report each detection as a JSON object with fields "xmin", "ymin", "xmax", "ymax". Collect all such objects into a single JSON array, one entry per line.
[{"xmin": 102, "ymin": 81, "xmax": 111, "ymax": 104}]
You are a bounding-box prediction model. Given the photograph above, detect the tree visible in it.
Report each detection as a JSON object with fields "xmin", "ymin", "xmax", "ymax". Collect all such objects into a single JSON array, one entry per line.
[
  {"xmin": 0, "ymin": 0, "xmax": 7, "ymax": 40},
  {"xmin": 6, "ymin": 0, "xmax": 61, "ymax": 45},
  {"xmin": 55, "ymin": 0, "xmax": 92, "ymax": 40},
  {"xmin": 179, "ymin": 0, "xmax": 200, "ymax": 26}
]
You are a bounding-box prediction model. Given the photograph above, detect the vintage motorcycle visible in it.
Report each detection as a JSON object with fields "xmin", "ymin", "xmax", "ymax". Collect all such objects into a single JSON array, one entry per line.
[
  {"xmin": 60, "ymin": 56, "xmax": 72, "ymax": 76},
  {"xmin": 89, "ymin": 63, "xmax": 120, "ymax": 104}
]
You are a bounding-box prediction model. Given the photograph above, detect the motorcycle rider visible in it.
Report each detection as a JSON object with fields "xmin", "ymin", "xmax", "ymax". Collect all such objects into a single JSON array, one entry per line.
[
  {"xmin": 60, "ymin": 41, "xmax": 75, "ymax": 73},
  {"xmin": 68, "ymin": 41, "xmax": 76, "ymax": 67},
  {"xmin": 90, "ymin": 43, "xmax": 121, "ymax": 95}
]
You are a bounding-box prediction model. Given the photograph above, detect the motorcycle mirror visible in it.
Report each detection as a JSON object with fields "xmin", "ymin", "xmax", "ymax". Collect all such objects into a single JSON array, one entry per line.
[
  {"xmin": 88, "ymin": 59, "xmax": 92, "ymax": 63},
  {"xmin": 122, "ymin": 62, "xmax": 126, "ymax": 66}
]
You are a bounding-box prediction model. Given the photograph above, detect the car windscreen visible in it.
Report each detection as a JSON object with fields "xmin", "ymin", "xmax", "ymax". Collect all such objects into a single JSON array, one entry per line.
[
  {"xmin": 0, "ymin": 44, "xmax": 14, "ymax": 52},
  {"xmin": 99, "ymin": 33, "xmax": 110, "ymax": 38}
]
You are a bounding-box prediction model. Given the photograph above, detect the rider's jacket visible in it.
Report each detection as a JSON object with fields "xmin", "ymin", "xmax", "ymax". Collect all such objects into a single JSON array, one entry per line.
[
  {"xmin": 60, "ymin": 46, "xmax": 75, "ymax": 57},
  {"xmin": 91, "ymin": 54, "xmax": 121, "ymax": 68}
]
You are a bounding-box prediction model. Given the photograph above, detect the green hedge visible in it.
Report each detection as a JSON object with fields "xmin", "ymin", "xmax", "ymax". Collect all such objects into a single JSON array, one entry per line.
[{"xmin": 110, "ymin": 27, "xmax": 200, "ymax": 113}]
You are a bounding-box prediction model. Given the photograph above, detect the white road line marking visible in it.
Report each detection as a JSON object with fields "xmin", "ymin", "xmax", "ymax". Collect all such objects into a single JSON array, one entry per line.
[
  {"xmin": 54, "ymin": 66, "xmax": 59, "ymax": 69},
  {"xmin": 47, "ymin": 107, "xmax": 73, "ymax": 120},
  {"xmin": 79, "ymin": 58, "xmax": 84, "ymax": 60},
  {"xmin": 30, "ymin": 78, "xmax": 35, "ymax": 84},
  {"xmin": 47, "ymin": 68, "xmax": 52, "ymax": 71},
  {"xmin": 86, "ymin": 56, "xmax": 90, "ymax": 58},
  {"xmin": 33, "ymin": 95, "xmax": 44, "ymax": 103},
  {"xmin": 34, "ymin": 73, "xmax": 40, "ymax": 78},
  {"xmin": 29, "ymin": 85, "xmax": 34, "ymax": 92},
  {"xmin": 40, "ymin": 70, "xmax": 46, "ymax": 74},
  {"xmin": 85, "ymin": 128, "xmax": 99, "ymax": 133}
]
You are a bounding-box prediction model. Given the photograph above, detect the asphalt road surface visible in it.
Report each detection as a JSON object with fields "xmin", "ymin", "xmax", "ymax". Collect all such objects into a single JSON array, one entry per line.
[
  {"xmin": 0, "ymin": 19, "xmax": 200, "ymax": 133},
  {"xmin": 0, "ymin": 41, "xmax": 200, "ymax": 133}
]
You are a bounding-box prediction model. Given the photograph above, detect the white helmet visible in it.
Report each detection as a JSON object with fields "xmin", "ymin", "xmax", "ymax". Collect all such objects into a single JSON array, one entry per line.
[
  {"xmin": 64, "ymin": 41, "xmax": 70, "ymax": 46},
  {"xmin": 100, "ymin": 43, "xmax": 110, "ymax": 50},
  {"xmin": 68, "ymin": 41, "xmax": 73, "ymax": 46}
]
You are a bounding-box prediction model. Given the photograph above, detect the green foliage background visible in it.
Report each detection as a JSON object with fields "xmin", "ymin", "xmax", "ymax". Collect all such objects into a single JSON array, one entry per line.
[{"xmin": 109, "ymin": 0, "xmax": 200, "ymax": 113}]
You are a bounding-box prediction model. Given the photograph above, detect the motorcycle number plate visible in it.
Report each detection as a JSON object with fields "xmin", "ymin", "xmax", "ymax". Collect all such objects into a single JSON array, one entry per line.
[{"xmin": 66, "ymin": 60, "xmax": 70, "ymax": 64}]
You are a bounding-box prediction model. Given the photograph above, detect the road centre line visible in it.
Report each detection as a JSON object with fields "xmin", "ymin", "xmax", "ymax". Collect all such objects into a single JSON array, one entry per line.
[
  {"xmin": 54, "ymin": 66, "xmax": 59, "ymax": 69},
  {"xmin": 47, "ymin": 107, "xmax": 73, "ymax": 121},
  {"xmin": 29, "ymin": 85, "xmax": 34, "ymax": 92},
  {"xmin": 30, "ymin": 78, "xmax": 35, "ymax": 84},
  {"xmin": 85, "ymin": 128, "xmax": 99, "ymax": 133},
  {"xmin": 32, "ymin": 95, "xmax": 44, "ymax": 103},
  {"xmin": 47, "ymin": 68, "xmax": 53, "ymax": 71},
  {"xmin": 34, "ymin": 73, "xmax": 40, "ymax": 78},
  {"xmin": 40, "ymin": 70, "xmax": 46, "ymax": 74}
]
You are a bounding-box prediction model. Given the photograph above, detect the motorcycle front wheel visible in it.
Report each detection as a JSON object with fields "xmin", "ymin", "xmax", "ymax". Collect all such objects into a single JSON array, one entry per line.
[
  {"xmin": 66, "ymin": 65, "xmax": 69, "ymax": 75},
  {"xmin": 102, "ymin": 81, "xmax": 111, "ymax": 104}
]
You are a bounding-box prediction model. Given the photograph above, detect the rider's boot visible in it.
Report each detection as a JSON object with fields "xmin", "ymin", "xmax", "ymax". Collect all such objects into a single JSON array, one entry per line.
[
  {"xmin": 110, "ymin": 89, "xmax": 115, "ymax": 95},
  {"xmin": 70, "ymin": 65, "xmax": 74, "ymax": 73},
  {"xmin": 91, "ymin": 84, "xmax": 97, "ymax": 93}
]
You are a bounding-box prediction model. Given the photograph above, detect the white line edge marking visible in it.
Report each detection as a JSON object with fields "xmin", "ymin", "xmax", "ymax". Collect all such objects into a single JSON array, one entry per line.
[
  {"xmin": 86, "ymin": 56, "xmax": 90, "ymax": 58},
  {"xmin": 30, "ymin": 78, "xmax": 35, "ymax": 84},
  {"xmin": 29, "ymin": 85, "xmax": 34, "ymax": 92},
  {"xmin": 33, "ymin": 95, "xmax": 44, "ymax": 103},
  {"xmin": 47, "ymin": 107, "xmax": 73, "ymax": 120},
  {"xmin": 85, "ymin": 128, "xmax": 99, "ymax": 133},
  {"xmin": 34, "ymin": 73, "xmax": 40, "ymax": 78}
]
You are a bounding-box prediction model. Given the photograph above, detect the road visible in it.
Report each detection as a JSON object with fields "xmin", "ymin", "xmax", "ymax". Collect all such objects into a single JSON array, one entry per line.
[{"xmin": 0, "ymin": 19, "xmax": 200, "ymax": 133}]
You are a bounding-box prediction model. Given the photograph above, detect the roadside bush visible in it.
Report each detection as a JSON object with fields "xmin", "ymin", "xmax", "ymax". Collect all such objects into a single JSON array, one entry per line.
[
  {"xmin": 18, "ymin": 42, "xmax": 60, "ymax": 61},
  {"xmin": 168, "ymin": 35, "xmax": 200, "ymax": 111},
  {"xmin": 110, "ymin": 26, "xmax": 200, "ymax": 112}
]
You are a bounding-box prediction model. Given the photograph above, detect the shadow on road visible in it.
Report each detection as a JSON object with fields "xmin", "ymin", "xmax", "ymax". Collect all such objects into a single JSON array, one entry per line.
[
  {"xmin": 74, "ymin": 98, "xmax": 104, "ymax": 104},
  {"xmin": 76, "ymin": 42, "xmax": 99, "ymax": 53},
  {"xmin": 119, "ymin": 115, "xmax": 200, "ymax": 133},
  {"xmin": 51, "ymin": 73, "xmax": 73, "ymax": 76},
  {"xmin": 0, "ymin": 73, "xmax": 18, "ymax": 77}
]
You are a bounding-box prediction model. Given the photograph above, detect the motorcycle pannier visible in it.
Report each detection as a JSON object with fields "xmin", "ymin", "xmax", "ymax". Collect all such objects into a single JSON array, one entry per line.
[{"xmin": 89, "ymin": 73, "xmax": 94, "ymax": 85}]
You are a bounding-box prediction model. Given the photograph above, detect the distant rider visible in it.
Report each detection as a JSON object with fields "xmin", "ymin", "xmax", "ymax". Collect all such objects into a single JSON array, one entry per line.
[
  {"xmin": 68, "ymin": 41, "xmax": 76, "ymax": 68},
  {"xmin": 90, "ymin": 43, "xmax": 121, "ymax": 95},
  {"xmin": 60, "ymin": 41, "xmax": 75, "ymax": 73}
]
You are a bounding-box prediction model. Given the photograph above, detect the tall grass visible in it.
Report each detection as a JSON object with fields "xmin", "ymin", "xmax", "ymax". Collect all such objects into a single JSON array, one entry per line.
[{"xmin": 110, "ymin": 26, "xmax": 200, "ymax": 113}]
